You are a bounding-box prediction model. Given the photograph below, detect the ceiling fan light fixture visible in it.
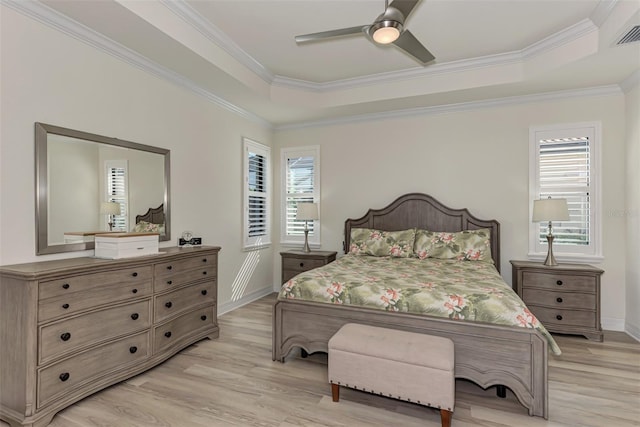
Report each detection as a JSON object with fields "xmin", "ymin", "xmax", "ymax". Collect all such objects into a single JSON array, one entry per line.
[{"xmin": 371, "ymin": 21, "xmax": 402, "ymax": 44}]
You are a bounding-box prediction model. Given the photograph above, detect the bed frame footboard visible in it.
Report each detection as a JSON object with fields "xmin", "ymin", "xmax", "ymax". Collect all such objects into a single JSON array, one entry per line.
[{"xmin": 272, "ymin": 299, "xmax": 548, "ymax": 419}]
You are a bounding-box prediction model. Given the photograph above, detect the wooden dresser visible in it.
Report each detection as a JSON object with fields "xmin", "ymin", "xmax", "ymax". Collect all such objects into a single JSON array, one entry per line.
[
  {"xmin": 510, "ymin": 260, "xmax": 604, "ymax": 341},
  {"xmin": 0, "ymin": 246, "xmax": 220, "ymax": 427}
]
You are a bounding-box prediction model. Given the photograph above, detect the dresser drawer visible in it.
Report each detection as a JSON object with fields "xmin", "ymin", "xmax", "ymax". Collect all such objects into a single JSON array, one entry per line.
[
  {"xmin": 155, "ymin": 255, "xmax": 216, "ymax": 278},
  {"xmin": 528, "ymin": 305, "xmax": 596, "ymax": 328},
  {"xmin": 39, "ymin": 280, "xmax": 152, "ymax": 322},
  {"xmin": 39, "ymin": 300, "xmax": 151, "ymax": 364},
  {"xmin": 522, "ymin": 288, "xmax": 596, "ymax": 310},
  {"xmin": 154, "ymin": 267, "xmax": 216, "ymax": 293},
  {"xmin": 153, "ymin": 305, "xmax": 216, "ymax": 353},
  {"xmin": 154, "ymin": 281, "xmax": 216, "ymax": 322},
  {"xmin": 282, "ymin": 257, "xmax": 327, "ymax": 273},
  {"xmin": 39, "ymin": 266, "xmax": 152, "ymax": 299},
  {"xmin": 37, "ymin": 331, "xmax": 150, "ymax": 408},
  {"xmin": 522, "ymin": 271, "xmax": 595, "ymax": 292}
]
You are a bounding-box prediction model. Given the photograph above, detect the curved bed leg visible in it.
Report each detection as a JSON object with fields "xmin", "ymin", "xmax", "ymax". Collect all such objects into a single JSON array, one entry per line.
[
  {"xmin": 300, "ymin": 348, "xmax": 308, "ymax": 358},
  {"xmin": 497, "ymin": 385, "xmax": 507, "ymax": 398}
]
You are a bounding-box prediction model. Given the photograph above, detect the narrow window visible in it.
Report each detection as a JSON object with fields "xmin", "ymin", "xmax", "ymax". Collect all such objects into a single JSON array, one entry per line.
[
  {"xmin": 529, "ymin": 122, "xmax": 601, "ymax": 261},
  {"xmin": 281, "ymin": 146, "xmax": 320, "ymax": 247},
  {"xmin": 243, "ymin": 138, "xmax": 271, "ymax": 249},
  {"xmin": 105, "ymin": 159, "xmax": 128, "ymax": 231}
]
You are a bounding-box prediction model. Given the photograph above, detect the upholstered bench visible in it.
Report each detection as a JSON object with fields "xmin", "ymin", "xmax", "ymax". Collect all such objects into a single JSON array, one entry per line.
[{"xmin": 328, "ymin": 323, "xmax": 455, "ymax": 427}]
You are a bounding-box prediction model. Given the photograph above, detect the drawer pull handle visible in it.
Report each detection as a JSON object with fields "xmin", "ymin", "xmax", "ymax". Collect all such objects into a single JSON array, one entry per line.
[
  {"xmin": 556, "ymin": 297, "xmax": 563, "ymax": 303},
  {"xmin": 201, "ymin": 290, "xmax": 208, "ymax": 296},
  {"xmin": 556, "ymin": 315, "xmax": 563, "ymax": 321},
  {"xmin": 60, "ymin": 332, "xmax": 71, "ymax": 341},
  {"xmin": 131, "ymin": 313, "xmax": 139, "ymax": 320},
  {"xmin": 62, "ymin": 303, "xmax": 70, "ymax": 309},
  {"xmin": 129, "ymin": 346, "xmax": 138, "ymax": 354},
  {"xmin": 202, "ymin": 258, "xmax": 207, "ymax": 262},
  {"xmin": 132, "ymin": 272, "xmax": 138, "ymax": 277},
  {"xmin": 167, "ymin": 280, "xmax": 173, "ymax": 285},
  {"xmin": 556, "ymin": 280, "xmax": 563, "ymax": 286},
  {"xmin": 202, "ymin": 271, "xmax": 207, "ymax": 275},
  {"xmin": 165, "ymin": 302, "xmax": 173, "ymax": 308},
  {"xmin": 164, "ymin": 331, "xmax": 172, "ymax": 338},
  {"xmin": 299, "ymin": 262, "xmax": 304, "ymax": 267},
  {"xmin": 59, "ymin": 372, "xmax": 70, "ymax": 382},
  {"xmin": 62, "ymin": 283, "xmax": 70, "ymax": 289},
  {"xmin": 201, "ymin": 315, "xmax": 207, "ymax": 321},
  {"xmin": 132, "ymin": 288, "xmax": 138, "ymax": 294},
  {"xmin": 166, "ymin": 265, "xmax": 173, "ymax": 270}
]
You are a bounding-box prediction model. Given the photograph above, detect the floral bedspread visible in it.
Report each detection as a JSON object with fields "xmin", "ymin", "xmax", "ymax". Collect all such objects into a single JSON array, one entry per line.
[{"xmin": 278, "ymin": 255, "xmax": 561, "ymax": 355}]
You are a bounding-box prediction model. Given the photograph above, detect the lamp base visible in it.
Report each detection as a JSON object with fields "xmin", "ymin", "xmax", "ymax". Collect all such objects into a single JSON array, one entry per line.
[
  {"xmin": 303, "ymin": 229, "xmax": 311, "ymax": 253},
  {"xmin": 543, "ymin": 234, "xmax": 558, "ymax": 266}
]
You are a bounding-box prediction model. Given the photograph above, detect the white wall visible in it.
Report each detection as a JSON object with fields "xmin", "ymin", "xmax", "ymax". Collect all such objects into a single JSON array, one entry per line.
[
  {"xmin": 274, "ymin": 93, "xmax": 628, "ymax": 331},
  {"xmin": 0, "ymin": 5, "xmax": 275, "ymax": 310},
  {"xmin": 625, "ymin": 84, "xmax": 640, "ymax": 339}
]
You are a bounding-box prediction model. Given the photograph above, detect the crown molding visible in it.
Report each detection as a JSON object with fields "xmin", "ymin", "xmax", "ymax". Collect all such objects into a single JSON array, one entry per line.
[
  {"xmin": 522, "ymin": 18, "xmax": 598, "ymax": 59},
  {"xmin": 3, "ymin": 0, "xmax": 271, "ymax": 128},
  {"xmin": 590, "ymin": 0, "xmax": 619, "ymax": 27},
  {"xmin": 275, "ymin": 85, "xmax": 623, "ymax": 131},
  {"xmin": 160, "ymin": 0, "xmax": 274, "ymax": 85}
]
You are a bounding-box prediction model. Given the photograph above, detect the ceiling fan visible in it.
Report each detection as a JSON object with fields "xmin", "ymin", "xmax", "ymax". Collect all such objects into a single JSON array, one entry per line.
[{"xmin": 294, "ymin": 0, "xmax": 434, "ymax": 64}]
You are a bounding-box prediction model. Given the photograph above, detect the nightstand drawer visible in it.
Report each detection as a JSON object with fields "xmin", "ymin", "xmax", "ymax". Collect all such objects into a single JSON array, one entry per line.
[
  {"xmin": 522, "ymin": 271, "xmax": 595, "ymax": 292},
  {"xmin": 282, "ymin": 257, "xmax": 327, "ymax": 272},
  {"xmin": 528, "ymin": 305, "xmax": 596, "ymax": 328},
  {"xmin": 522, "ymin": 289, "xmax": 596, "ymax": 309}
]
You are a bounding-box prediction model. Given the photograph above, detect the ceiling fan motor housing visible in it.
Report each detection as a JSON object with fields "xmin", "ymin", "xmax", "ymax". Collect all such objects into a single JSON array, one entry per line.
[{"xmin": 368, "ymin": 6, "xmax": 405, "ymax": 44}]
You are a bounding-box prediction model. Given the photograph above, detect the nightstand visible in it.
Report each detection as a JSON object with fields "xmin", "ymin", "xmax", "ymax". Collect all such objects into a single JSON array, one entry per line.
[
  {"xmin": 280, "ymin": 250, "xmax": 337, "ymax": 284},
  {"xmin": 510, "ymin": 260, "xmax": 604, "ymax": 341}
]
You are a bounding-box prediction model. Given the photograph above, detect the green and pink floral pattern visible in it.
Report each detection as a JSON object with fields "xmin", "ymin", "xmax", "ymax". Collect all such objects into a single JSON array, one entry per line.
[
  {"xmin": 349, "ymin": 228, "xmax": 416, "ymax": 258},
  {"xmin": 278, "ymin": 254, "xmax": 561, "ymax": 355},
  {"xmin": 414, "ymin": 228, "xmax": 492, "ymax": 262}
]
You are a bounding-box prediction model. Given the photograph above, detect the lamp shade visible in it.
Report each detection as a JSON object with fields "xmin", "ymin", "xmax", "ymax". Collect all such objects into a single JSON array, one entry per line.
[
  {"xmin": 296, "ymin": 202, "xmax": 318, "ymax": 221},
  {"xmin": 100, "ymin": 201, "xmax": 121, "ymax": 216},
  {"xmin": 532, "ymin": 198, "xmax": 569, "ymax": 222}
]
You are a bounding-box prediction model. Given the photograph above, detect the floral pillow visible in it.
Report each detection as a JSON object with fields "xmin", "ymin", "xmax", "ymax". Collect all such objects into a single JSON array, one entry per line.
[
  {"xmin": 414, "ymin": 228, "xmax": 493, "ymax": 262},
  {"xmin": 349, "ymin": 228, "xmax": 416, "ymax": 258},
  {"xmin": 132, "ymin": 221, "xmax": 163, "ymax": 234}
]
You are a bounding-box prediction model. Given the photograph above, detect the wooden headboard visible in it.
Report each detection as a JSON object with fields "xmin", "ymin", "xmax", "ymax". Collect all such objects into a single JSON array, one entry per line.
[
  {"xmin": 135, "ymin": 204, "xmax": 165, "ymax": 225},
  {"xmin": 344, "ymin": 193, "xmax": 501, "ymax": 271}
]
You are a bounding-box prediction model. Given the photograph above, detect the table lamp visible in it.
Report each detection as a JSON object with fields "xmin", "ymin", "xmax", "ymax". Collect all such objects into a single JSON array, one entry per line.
[
  {"xmin": 532, "ymin": 197, "xmax": 569, "ymax": 266},
  {"xmin": 101, "ymin": 202, "xmax": 121, "ymax": 231},
  {"xmin": 296, "ymin": 202, "xmax": 318, "ymax": 253}
]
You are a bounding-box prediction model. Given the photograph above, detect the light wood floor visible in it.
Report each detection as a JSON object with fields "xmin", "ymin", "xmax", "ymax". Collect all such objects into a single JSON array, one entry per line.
[{"xmin": 5, "ymin": 293, "xmax": 639, "ymax": 427}]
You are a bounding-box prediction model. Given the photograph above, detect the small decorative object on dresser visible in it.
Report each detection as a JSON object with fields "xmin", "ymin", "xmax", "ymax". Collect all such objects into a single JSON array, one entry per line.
[
  {"xmin": 511, "ymin": 260, "xmax": 604, "ymax": 341},
  {"xmin": 281, "ymin": 250, "xmax": 337, "ymax": 284},
  {"xmin": 0, "ymin": 246, "xmax": 220, "ymax": 427}
]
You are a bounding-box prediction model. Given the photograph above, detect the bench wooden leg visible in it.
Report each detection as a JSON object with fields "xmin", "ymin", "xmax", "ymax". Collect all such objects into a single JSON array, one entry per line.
[
  {"xmin": 440, "ymin": 409, "xmax": 452, "ymax": 427},
  {"xmin": 331, "ymin": 383, "xmax": 340, "ymax": 402}
]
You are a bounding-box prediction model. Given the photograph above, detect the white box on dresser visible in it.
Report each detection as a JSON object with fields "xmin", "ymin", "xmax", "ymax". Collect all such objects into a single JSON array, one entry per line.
[
  {"xmin": 0, "ymin": 246, "xmax": 220, "ymax": 427},
  {"xmin": 94, "ymin": 232, "xmax": 159, "ymax": 259}
]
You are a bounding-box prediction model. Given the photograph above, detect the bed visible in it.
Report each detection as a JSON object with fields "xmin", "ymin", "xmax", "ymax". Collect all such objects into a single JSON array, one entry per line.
[
  {"xmin": 133, "ymin": 204, "xmax": 166, "ymax": 235},
  {"xmin": 272, "ymin": 193, "xmax": 554, "ymax": 419}
]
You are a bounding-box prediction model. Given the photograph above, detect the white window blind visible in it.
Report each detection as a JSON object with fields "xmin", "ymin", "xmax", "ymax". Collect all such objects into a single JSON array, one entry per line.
[
  {"xmin": 529, "ymin": 123, "xmax": 601, "ymax": 261},
  {"xmin": 105, "ymin": 160, "xmax": 128, "ymax": 231},
  {"xmin": 243, "ymin": 138, "xmax": 271, "ymax": 249},
  {"xmin": 281, "ymin": 146, "xmax": 320, "ymax": 246}
]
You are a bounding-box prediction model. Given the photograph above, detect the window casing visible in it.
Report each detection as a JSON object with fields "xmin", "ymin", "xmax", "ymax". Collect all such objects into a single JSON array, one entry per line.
[
  {"xmin": 243, "ymin": 138, "xmax": 271, "ymax": 250},
  {"xmin": 105, "ymin": 159, "xmax": 128, "ymax": 231},
  {"xmin": 529, "ymin": 122, "xmax": 602, "ymax": 261},
  {"xmin": 281, "ymin": 146, "xmax": 320, "ymax": 247}
]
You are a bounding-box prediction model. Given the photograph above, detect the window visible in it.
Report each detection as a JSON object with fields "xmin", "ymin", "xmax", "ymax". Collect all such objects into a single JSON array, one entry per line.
[
  {"xmin": 105, "ymin": 159, "xmax": 128, "ymax": 231},
  {"xmin": 529, "ymin": 122, "xmax": 602, "ymax": 261},
  {"xmin": 281, "ymin": 146, "xmax": 320, "ymax": 247},
  {"xmin": 243, "ymin": 138, "xmax": 271, "ymax": 249}
]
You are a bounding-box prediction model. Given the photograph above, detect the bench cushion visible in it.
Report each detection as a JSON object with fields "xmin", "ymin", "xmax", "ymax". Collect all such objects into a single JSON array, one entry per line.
[{"xmin": 329, "ymin": 323, "xmax": 454, "ymax": 371}]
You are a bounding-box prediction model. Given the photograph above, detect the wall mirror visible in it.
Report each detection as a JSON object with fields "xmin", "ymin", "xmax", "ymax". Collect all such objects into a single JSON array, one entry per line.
[{"xmin": 36, "ymin": 122, "xmax": 171, "ymax": 255}]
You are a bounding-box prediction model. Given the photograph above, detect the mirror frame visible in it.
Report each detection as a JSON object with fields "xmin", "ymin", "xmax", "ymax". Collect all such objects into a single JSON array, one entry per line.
[{"xmin": 35, "ymin": 122, "xmax": 171, "ymax": 255}]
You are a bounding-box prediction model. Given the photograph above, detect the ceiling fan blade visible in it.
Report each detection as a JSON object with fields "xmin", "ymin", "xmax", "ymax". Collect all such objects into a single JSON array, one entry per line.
[
  {"xmin": 388, "ymin": 0, "xmax": 420, "ymax": 19},
  {"xmin": 295, "ymin": 26, "xmax": 368, "ymax": 43},
  {"xmin": 392, "ymin": 29, "xmax": 435, "ymax": 63}
]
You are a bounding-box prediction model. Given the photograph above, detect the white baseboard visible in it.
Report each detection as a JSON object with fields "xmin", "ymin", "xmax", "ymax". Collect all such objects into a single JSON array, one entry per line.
[
  {"xmin": 624, "ymin": 321, "xmax": 640, "ymax": 342},
  {"xmin": 218, "ymin": 286, "xmax": 275, "ymax": 316}
]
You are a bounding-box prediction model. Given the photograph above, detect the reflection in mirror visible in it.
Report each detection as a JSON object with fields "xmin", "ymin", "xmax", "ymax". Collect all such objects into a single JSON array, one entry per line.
[{"xmin": 36, "ymin": 123, "xmax": 171, "ymax": 255}]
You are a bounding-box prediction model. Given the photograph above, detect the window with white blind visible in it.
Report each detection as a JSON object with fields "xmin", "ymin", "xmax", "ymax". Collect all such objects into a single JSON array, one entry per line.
[
  {"xmin": 529, "ymin": 122, "xmax": 602, "ymax": 261},
  {"xmin": 243, "ymin": 138, "xmax": 271, "ymax": 250},
  {"xmin": 105, "ymin": 159, "xmax": 128, "ymax": 231},
  {"xmin": 280, "ymin": 146, "xmax": 320, "ymax": 246}
]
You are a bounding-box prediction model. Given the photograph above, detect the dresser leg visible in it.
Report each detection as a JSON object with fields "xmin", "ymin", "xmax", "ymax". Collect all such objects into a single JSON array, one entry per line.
[{"xmin": 584, "ymin": 332, "xmax": 604, "ymax": 342}]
